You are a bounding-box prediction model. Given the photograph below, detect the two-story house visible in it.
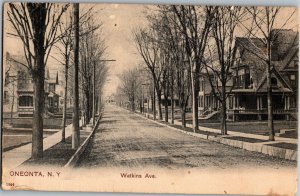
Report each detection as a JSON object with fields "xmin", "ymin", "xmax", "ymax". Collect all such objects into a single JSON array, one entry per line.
[
  {"xmin": 3, "ymin": 53, "xmax": 60, "ymax": 117},
  {"xmin": 198, "ymin": 29, "xmax": 298, "ymax": 121}
]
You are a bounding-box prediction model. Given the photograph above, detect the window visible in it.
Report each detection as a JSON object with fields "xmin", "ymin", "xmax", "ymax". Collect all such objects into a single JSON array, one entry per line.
[
  {"xmin": 19, "ymin": 96, "xmax": 33, "ymax": 107},
  {"xmin": 239, "ymin": 75, "xmax": 243, "ymax": 88},
  {"xmin": 290, "ymin": 75, "xmax": 296, "ymax": 81},
  {"xmin": 49, "ymin": 84, "xmax": 55, "ymax": 92},
  {"xmin": 271, "ymin": 77, "xmax": 278, "ymax": 88},
  {"xmin": 49, "ymin": 97, "xmax": 53, "ymax": 107},
  {"xmin": 4, "ymin": 91, "xmax": 9, "ymax": 104},
  {"xmin": 245, "ymin": 73, "xmax": 251, "ymax": 88}
]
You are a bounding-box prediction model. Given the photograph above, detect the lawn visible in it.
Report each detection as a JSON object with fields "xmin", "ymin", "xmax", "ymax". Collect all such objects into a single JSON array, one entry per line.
[
  {"xmin": 199, "ymin": 121, "xmax": 297, "ymax": 138},
  {"xmin": 3, "ymin": 118, "xmax": 72, "ymax": 129},
  {"xmin": 2, "ymin": 129, "xmax": 57, "ymax": 152},
  {"xmin": 22, "ymin": 132, "xmax": 89, "ymax": 167}
]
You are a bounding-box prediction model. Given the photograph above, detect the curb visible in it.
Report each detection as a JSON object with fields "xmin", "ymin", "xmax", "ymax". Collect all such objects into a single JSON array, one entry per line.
[
  {"xmin": 132, "ymin": 111, "xmax": 297, "ymax": 161},
  {"xmin": 64, "ymin": 114, "xmax": 102, "ymax": 168}
]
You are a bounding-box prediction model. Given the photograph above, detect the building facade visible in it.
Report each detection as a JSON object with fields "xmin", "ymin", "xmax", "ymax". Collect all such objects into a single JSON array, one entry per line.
[
  {"xmin": 3, "ymin": 53, "xmax": 60, "ymax": 117},
  {"xmin": 199, "ymin": 29, "xmax": 298, "ymax": 121}
]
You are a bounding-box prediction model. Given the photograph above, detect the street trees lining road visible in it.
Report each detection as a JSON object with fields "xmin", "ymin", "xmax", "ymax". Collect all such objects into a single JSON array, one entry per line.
[
  {"xmin": 129, "ymin": 5, "xmax": 298, "ymax": 140},
  {"xmin": 118, "ymin": 67, "xmax": 141, "ymax": 112},
  {"xmin": 172, "ymin": 5, "xmax": 215, "ymax": 132},
  {"xmin": 7, "ymin": 2, "xmax": 110, "ymax": 154},
  {"xmin": 7, "ymin": 3, "xmax": 69, "ymax": 158},
  {"xmin": 203, "ymin": 6, "xmax": 247, "ymax": 135}
]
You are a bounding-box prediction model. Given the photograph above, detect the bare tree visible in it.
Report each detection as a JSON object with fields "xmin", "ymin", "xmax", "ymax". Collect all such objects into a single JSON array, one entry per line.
[
  {"xmin": 204, "ymin": 6, "xmax": 246, "ymax": 135},
  {"xmin": 133, "ymin": 27, "xmax": 164, "ymax": 120},
  {"xmin": 72, "ymin": 3, "xmax": 80, "ymax": 148},
  {"xmin": 172, "ymin": 5, "xmax": 214, "ymax": 132},
  {"xmin": 239, "ymin": 7, "xmax": 297, "ymax": 140},
  {"xmin": 51, "ymin": 9, "xmax": 74, "ymax": 142},
  {"xmin": 118, "ymin": 68, "xmax": 141, "ymax": 112},
  {"xmin": 145, "ymin": 5, "xmax": 193, "ymax": 127},
  {"xmin": 7, "ymin": 3, "xmax": 69, "ymax": 158},
  {"xmin": 78, "ymin": 13, "xmax": 106, "ymax": 125}
]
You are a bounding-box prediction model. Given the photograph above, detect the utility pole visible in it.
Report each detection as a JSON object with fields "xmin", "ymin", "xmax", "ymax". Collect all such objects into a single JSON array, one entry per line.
[{"xmin": 72, "ymin": 3, "xmax": 80, "ymax": 149}]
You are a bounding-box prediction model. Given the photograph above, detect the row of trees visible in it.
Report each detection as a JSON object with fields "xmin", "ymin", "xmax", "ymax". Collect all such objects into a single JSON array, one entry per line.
[
  {"xmin": 7, "ymin": 3, "xmax": 109, "ymax": 158},
  {"xmin": 118, "ymin": 5, "xmax": 296, "ymax": 141}
]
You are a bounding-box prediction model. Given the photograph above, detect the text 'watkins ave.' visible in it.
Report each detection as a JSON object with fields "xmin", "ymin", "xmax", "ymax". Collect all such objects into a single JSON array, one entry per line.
[{"xmin": 120, "ymin": 173, "xmax": 156, "ymax": 178}]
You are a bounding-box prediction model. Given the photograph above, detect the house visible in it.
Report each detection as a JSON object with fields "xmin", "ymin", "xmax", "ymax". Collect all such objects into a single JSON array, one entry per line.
[
  {"xmin": 3, "ymin": 53, "xmax": 61, "ymax": 117},
  {"xmin": 199, "ymin": 29, "xmax": 298, "ymax": 121}
]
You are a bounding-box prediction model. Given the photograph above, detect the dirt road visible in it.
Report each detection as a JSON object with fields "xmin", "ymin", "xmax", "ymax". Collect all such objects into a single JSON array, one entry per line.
[{"xmin": 77, "ymin": 104, "xmax": 296, "ymax": 169}]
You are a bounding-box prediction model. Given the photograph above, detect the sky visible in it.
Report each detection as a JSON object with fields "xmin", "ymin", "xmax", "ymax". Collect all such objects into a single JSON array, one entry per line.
[
  {"xmin": 91, "ymin": 4, "xmax": 148, "ymax": 97},
  {"xmin": 3, "ymin": 3, "xmax": 149, "ymax": 98},
  {"xmin": 3, "ymin": 4, "xmax": 298, "ymax": 98}
]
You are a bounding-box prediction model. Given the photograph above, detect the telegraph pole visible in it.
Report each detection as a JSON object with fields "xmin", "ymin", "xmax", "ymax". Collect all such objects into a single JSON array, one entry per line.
[{"xmin": 72, "ymin": 3, "xmax": 80, "ymax": 148}]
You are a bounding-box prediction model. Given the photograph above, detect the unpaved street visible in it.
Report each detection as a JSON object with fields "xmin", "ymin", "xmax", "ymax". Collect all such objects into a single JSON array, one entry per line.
[{"xmin": 77, "ymin": 104, "xmax": 296, "ymax": 169}]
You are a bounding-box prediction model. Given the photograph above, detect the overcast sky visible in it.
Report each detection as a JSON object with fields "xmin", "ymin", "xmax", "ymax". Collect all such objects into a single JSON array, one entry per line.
[{"xmin": 3, "ymin": 4, "xmax": 298, "ymax": 98}]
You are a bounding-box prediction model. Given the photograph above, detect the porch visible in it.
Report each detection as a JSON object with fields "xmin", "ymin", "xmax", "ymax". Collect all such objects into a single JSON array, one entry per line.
[{"xmin": 227, "ymin": 93, "xmax": 295, "ymax": 121}]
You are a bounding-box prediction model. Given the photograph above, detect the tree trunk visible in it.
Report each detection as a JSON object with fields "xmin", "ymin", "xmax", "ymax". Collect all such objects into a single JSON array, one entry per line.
[
  {"xmin": 164, "ymin": 93, "xmax": 168, "ymax": 123},
  {"xmin": 181, "ymin": 107, "xmax": 186, "ymax": 128},
  {"xmin": 131, "ymin": 96, "xmax": 135, "ymax": 112},
  {"xmin": 267, "ymin": 65, "xmax": 275, "ymax": 141},
  {"xmin": 267, "ymin": 38, "xmax": 275, "ymax": 141},
  {"xmin": 191, "ymin": 64, "xmax": 199, "ymax": 132},
  {"xmin": 163, "ymin": 80, "xmax": 169, "ymax": 123},
  {"xmin": 92, "ymin": 62, "xmax": 95, "ymax": 125},
  {"xmin": 153, "ymin": 84, "xmax": 156, "ymax": 120},
  {"xmin": 220, "ymin": 83, "xmax": 227, "ymax": 135},
  {"xmin": 72, "ymin": 3, "xmax": 80, "ymax": 149},
  {"xmin": 84, "ymin": 89, "xmax": 90, "ymax": 124},
  {"xmin": 10, "ymin": 81, "xmax": 15, "ymax": 125},
  {"xmin": 28, "ymin": 2, "xmax": 47, "ymax": 159},
  {"xmin": 157, "ymin": 89, "xmax": 163, "ymax": 120},
  {"xmin": 61, "ymin": 63, "xmax": 68, "ymax": 142},
  {"xmin": 32, "ymin": 71, "xmax": 45, "ymax": 159},
  {"xmin": 171, "ymin": 75, "xmax": 174, "ymax": 124}
]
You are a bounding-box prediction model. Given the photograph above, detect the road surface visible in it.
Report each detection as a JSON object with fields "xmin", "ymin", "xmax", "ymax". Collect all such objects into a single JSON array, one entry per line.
[{"xmin": 77, "ymin": 104, "xmax": 296, "ymax": 169}]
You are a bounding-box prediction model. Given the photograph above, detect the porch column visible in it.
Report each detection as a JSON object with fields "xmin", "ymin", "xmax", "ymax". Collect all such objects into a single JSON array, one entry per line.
[
  {"xmin": 259, "ymin": 96, "xmax": 262, "ymax": 109},
  {"xmin": 236, "ymin": 96, "xmax": 239, "ymax": 108},
  {"xmin": 284, "ymin": 96, "xmax": 287, "ymax": 110},
  {"xmin": 233, "ymin": 96, "xmax": 236, "ymax": 109},
  {"xmin": 286, "ymin": 96, "xmax": 290, "ymax": 120},
  {"xmin": 257, "ymin": 96, "xmax": 262, "ymax": 121}
]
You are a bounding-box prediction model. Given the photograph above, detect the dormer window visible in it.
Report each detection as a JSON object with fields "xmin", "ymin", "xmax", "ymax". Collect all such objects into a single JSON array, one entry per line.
[{"xmin": 271, "ymin": 77, "xmax": 278, "ymax": 88}]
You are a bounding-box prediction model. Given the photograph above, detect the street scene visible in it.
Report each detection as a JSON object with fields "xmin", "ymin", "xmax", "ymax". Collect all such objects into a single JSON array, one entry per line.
[
  {"xmin": 77, "ymin": 104, "xmax": 296, "ymax": 169},
  {"xmin": 1, "ymin": 2, "xmax": 298, "ymax": 194}
]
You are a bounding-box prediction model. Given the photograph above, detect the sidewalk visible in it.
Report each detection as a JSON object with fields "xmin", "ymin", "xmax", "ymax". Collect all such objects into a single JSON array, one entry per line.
[
  {"xmin": 2, "ymin": 121, "xmax": 85, "ymax": 170},
  {"xmin": 135, "ymin": 111, "xmax": 297, "ymax": 161},
  {"xmin": 144, "ymin": 112, "xmax": 297, "ymax": 143}
]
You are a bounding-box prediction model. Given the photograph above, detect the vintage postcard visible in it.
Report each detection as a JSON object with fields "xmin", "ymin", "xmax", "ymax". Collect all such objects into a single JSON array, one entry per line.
[{"xmin": 1, "ymin": 2, "xmax": 298, "ymax": 195}]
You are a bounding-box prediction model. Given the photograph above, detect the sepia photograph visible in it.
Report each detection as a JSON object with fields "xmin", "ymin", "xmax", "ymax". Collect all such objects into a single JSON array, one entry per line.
[{"xmin": 1, "ymin": 2, "xmax": 298, "ymax": 195}]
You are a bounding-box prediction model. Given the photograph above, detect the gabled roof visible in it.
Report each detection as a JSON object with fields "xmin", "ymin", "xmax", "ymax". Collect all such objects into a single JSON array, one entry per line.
[
  {"xmin": 234, "ymin": 29, "xmax": 298, "ymax": 92},
  {"xmin": 255, "ymin": 67, "xmax": 292, "ymax": 93}
]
